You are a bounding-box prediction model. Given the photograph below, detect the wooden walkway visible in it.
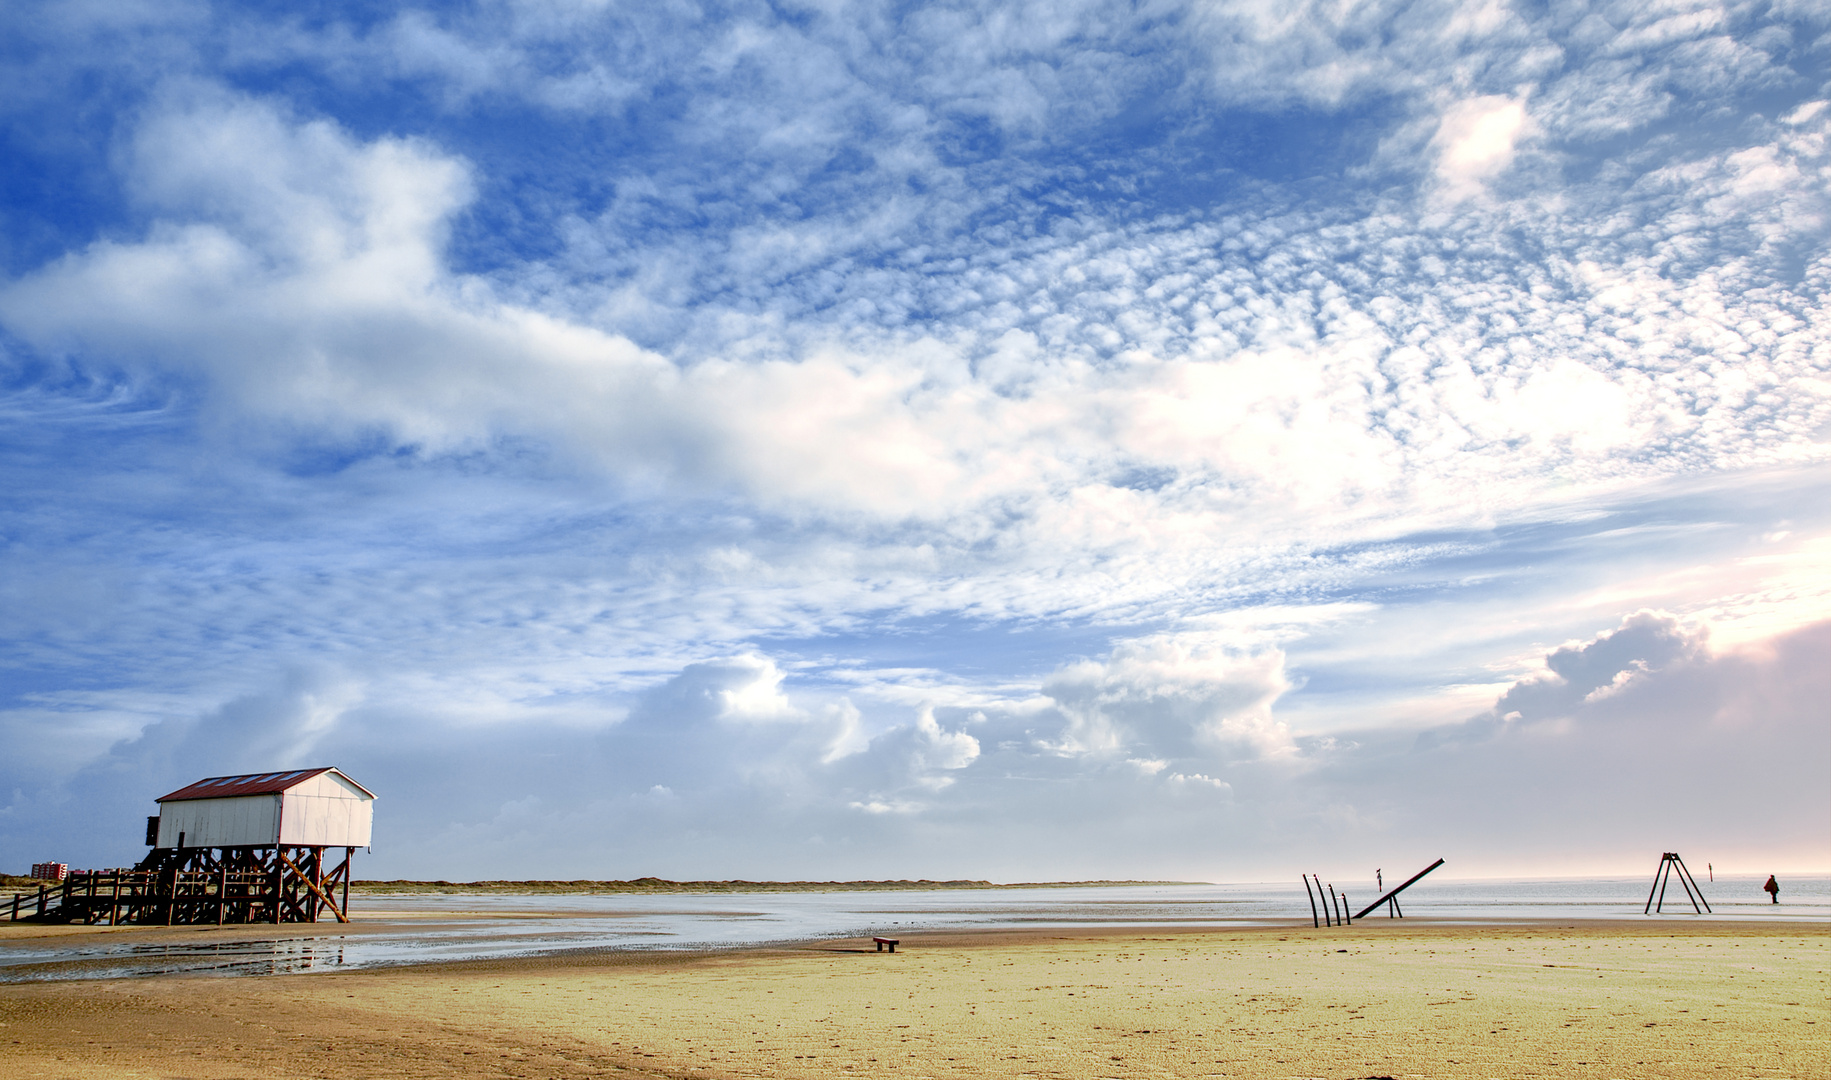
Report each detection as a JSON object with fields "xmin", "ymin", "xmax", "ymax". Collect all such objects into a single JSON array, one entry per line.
[{"xmin": 6, "ymin": 845, "xmax": 354, "ymax": 925}]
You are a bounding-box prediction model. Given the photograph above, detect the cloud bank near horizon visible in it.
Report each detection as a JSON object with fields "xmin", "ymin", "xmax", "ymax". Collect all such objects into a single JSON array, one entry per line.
[
  {"xmin": 22, "ymin": 612, "xmax": 1826, "ymax": 880},
  {"xmin": 2, "ymin": 1, "xmax": 1826, "ymax": 879}
]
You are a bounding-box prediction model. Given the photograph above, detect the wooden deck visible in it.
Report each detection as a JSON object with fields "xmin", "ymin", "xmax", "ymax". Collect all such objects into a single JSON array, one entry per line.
[{"xmin": 6, "ymin": 845, "xmax": 355, "ymax": 925}]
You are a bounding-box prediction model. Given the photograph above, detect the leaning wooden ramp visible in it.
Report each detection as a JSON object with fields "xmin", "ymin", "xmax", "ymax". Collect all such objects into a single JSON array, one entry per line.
[
  {"xmin": 6, "ymin": 845, "xmax": 357, "ymax": 926},
  {"xmin": 1353, "ymin": 857, "xmax": 1445, "ymax": 920}
]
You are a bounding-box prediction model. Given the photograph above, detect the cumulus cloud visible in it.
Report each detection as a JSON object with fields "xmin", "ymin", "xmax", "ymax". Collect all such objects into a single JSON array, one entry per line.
[
  {"xmin": 1, "ymin": 93, "xmax": 975, "ymax": 518},
  {"xmin": 837, "ymin": 706, "xmax": 982, "ymax": 805},
  {"xmin": 605, "ymin": 655, "xmax": 855, "ymax": 794},
  {"xmin": 1421, "ymin": 610, "xmax": 1709, "ymax": 745},
  {"xmin": 5, "ymin": 611, "xmax": 1823, "ymax": 879},
  {"xmin": 1305, "ymin": 618, "xmax": 1831, "ymax": 876},
  {"xmin": 1042, "ymin": 636, "xmax": 1294, "ymax": 760},
  {"xmin": 2, "ymin": 92, "xmax": 666, "ymax": 453},
  {"xmin": 95, "ymin": 665, "xmax": 363, "ymax": 786},
  {"xmin": 0, "ymin": 665, "xmax": 365, "ymax": 865}
]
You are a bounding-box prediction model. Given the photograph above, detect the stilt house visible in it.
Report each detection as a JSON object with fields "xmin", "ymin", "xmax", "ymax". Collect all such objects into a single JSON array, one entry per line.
[{"xmin": 5, "ymin": 766, "xmax": 377, "ymax": 926}]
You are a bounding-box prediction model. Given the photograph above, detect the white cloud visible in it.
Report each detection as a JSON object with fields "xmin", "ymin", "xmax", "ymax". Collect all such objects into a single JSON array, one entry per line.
[
  {"xmin": 1042, "ymin": 635, "xmax": 1294, "ymax": 760},
  {"xmin": 712, "ymin": 654, "xmax": 798, "ymax": 722},
  {"xmin": 848, "ymin": 798, "xmax": 922, "ymax": 815},
  {"xmin": 908, "ymin": 707, "xmax": 982, "ymax": 773},
  {"xmin": 1431, "ymin": 95, "xmax": 1532, "ymax": 202},
  {"xmin": 1420, "ymin": 609, "xmax": 1708, "ymax": 745},
  {"xmin": 836, "ymin": 706, "xmax": 982, "ymax": 807},
  {"xmin": 7, "ymin": 52, "xmax": 1827, "ymax": 559},
  {"xmin": 1510, "ymin": 358, "xmax": 1643, "ymax": 454},
  {"xmin": 1167, "ymin": 771, "xmax": 1232, "ymax": 792},
  {"xmin": 1781, "ymin": 100, "xmax": 1827, "ymax": 126}
]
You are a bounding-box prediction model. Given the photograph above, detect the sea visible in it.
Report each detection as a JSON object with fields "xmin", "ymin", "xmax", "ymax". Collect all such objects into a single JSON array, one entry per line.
[{"xmin": 1, "ymin": 873, "xmax": 1823, "ymax": 982}]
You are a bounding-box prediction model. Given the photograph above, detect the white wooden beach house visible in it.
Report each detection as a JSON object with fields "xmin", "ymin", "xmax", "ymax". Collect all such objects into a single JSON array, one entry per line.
[
  {"xmin": 153, "ymin": 767, "xmax": 375, "ymax": 850},
  {"xmin": 12, "ymin": 768, "xmax": 380, "ymax": 926}
]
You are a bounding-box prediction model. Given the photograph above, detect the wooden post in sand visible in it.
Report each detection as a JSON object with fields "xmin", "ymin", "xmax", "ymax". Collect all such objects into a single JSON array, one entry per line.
[{"xmin": 1301, "ymin": 875, "xmax": 1320, "ymax": 927}]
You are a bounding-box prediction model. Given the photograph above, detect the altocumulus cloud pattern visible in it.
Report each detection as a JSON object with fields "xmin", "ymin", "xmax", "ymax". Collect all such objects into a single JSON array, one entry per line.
[{"xmin": 1, "ymin": 1, "xmax": 1826, "ymax": 880}]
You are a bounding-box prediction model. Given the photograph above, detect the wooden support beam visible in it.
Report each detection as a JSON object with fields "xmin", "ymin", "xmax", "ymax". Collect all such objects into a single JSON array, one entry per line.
[
  {"xmin": 1674, "ymin": 855, "xmax": 1711, "ymax": 914},
  {"xmin": 36, "ymin": 847, "xmax": 356, "ymax": 927},
  {"xmin": 1645, "ymin": 852, "xmax": 1708, "ymax": 914},
  {"xmin": 275, "ymin": 849, "xmax": 349, "ymax": 923},
  {"xmin": 1352, "ymin": 858, "xmax": 1445, "ymax": 921}
]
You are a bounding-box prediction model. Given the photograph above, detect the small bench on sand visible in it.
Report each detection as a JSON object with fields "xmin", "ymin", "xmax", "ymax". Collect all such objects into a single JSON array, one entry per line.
[{"xmin": 873, "ymin": 937, "xmax": 900, "ymax": 953}]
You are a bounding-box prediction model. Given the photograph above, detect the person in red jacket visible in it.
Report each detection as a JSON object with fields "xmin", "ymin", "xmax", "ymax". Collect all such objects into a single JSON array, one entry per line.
[{"xmin": 1763, "ymin": 875, "xmax": 1780, "ymax": 904}]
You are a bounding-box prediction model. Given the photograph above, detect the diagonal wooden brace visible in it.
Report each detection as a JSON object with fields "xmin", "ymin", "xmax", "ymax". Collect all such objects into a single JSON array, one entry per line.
[
  {"xmin": 1352, "ymin": 858, "xmax": 1445, "ymax": 921},
  {"xmin": 275, "ymin": 849, "xmax": 350, "ymax": 923}
]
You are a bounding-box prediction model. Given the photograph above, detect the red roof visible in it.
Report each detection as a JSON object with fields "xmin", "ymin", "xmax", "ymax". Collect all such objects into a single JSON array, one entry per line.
[{"xmin": 156, "ymin": 767, "xmax": 374, "ymax": 802}]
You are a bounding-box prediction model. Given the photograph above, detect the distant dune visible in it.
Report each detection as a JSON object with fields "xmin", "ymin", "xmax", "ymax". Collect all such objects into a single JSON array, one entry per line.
[{"xmin": 349, "ymin": 877, "xmax": 1196, "ymax": 894}]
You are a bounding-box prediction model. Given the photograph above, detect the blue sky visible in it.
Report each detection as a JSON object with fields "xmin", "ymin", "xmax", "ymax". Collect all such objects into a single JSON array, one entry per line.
[{"xmin": 2, "ymin": 1, "xmax": 1827, "ymax": 882}]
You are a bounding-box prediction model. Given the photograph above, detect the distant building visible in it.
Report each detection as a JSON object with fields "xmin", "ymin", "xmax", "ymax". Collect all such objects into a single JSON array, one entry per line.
[{"xmin": 31, "ymin": 862, "xmax": 68, "ymax": 881}]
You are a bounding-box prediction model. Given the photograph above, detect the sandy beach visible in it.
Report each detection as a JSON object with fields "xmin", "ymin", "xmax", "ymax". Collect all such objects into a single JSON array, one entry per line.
[{"xmin": 1, "ymin": 919, "xmax": 1824, "ymax": 1079}]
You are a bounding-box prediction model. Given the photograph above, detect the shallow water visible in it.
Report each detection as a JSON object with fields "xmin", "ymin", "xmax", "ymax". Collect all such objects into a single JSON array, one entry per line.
[{"xmin": 2, "ymin": 873, "xmax": 1822, "ymax": 981}]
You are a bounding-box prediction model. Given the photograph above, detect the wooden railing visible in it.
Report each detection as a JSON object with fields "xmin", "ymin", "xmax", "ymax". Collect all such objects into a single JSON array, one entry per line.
[
  {"xmin": 7, "ymin": 847, "xmax": 354, "ymax": 925},
  {"xmin": 6, "ymin": 884, "xmax": 57, "ymax": 921},
  {"xmin": 8, "ymin": 869, "xmax": 250, "ymax": 925}
]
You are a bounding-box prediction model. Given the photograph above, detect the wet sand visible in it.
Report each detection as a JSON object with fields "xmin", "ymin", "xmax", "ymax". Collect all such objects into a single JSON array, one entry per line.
[
  {"xmin": 0, "ymin": 907, "xmax": 579, "ymax": 941},
  {"xmin": 1, "ymin": 920, "xmax": 1824, "ymax": 1079}
]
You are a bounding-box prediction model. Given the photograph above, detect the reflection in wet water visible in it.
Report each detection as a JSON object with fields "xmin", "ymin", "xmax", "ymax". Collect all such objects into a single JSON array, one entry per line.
[
  {"xmin": 121, "ymin": 938, "xmax": 349, "ymax": 977},
  {"xmin": 3, "ymin": 937, "xmax": 349, "ymax": 981},
  {"xmin": 3, "ymin": 875, "xmax": 1822, "ymax": 982}
]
